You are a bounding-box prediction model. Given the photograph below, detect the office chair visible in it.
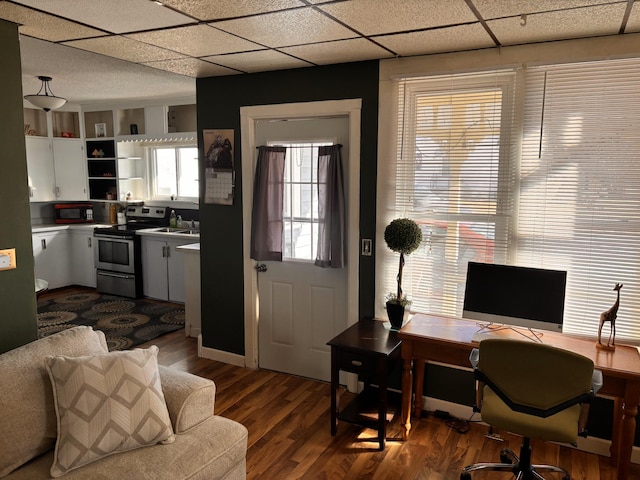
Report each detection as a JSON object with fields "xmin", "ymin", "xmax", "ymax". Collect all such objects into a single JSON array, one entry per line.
[{"xmin": 460, "ymin": 339, "xmax": 601, "ymax": 480}]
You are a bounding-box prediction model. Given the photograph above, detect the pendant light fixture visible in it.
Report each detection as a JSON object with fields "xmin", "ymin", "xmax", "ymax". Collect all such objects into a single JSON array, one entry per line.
[{"xmin": 24, "ymin": 75, "xmax": 67, "ymax": 112}]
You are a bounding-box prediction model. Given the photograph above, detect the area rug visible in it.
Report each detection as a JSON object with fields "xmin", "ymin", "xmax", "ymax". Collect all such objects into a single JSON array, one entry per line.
[{"xmin": 37, "ymin": 291, "xmax": 185, "ymax": 351}]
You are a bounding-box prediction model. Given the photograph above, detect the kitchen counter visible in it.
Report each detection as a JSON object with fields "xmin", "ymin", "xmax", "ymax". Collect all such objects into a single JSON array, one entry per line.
[{"xmin": 31, "ymin": 223, "xmax": 110, "ymax": 233}]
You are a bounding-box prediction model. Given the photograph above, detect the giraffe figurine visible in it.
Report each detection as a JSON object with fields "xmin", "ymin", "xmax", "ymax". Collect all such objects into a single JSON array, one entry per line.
[{"xmin": 598, "ymin": 283, "xmax": 623, "ymax": 348}]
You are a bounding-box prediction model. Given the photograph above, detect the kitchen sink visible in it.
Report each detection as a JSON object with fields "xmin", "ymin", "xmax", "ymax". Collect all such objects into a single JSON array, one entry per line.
[
  {"xmin": 155, "ymin": 227, "xmax": 188, "ymax": 233},
  {"xmin": 152, "ymin": 227, "xmax": 200, "ymax": 235}
]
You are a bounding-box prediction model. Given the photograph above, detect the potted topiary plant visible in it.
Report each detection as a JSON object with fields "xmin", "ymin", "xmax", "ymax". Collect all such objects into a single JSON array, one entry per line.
[{"xmin": 384, "ymin": 217, "xmax": 423, "ymax": 329}]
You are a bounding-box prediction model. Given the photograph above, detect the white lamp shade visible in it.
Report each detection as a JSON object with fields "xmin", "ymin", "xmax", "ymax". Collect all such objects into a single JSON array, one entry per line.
[{"xmin": 24, "ymin": 94, "xmax": 67, "ymax": 112}]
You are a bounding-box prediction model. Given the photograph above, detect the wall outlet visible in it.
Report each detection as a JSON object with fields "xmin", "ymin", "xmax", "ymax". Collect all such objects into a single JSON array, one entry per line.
[{"xmin": 0, "ymin": 248, "xmax": 16, "ymax": 271}]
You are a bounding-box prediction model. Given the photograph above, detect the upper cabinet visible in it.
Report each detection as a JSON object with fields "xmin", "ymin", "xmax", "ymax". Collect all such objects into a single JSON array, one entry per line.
[{"xmin": 24, "ymin": 106, "xmax": 87, "ymax": 202}]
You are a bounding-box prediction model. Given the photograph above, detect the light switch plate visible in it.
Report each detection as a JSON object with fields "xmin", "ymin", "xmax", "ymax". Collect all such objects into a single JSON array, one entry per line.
[
  {"xmin": 0, "ymin": 248, "xmax": 16, "ymax": 270},
  {"xmin": 361, "ymin": 238, "xmax": 372, "ymax": 256}
]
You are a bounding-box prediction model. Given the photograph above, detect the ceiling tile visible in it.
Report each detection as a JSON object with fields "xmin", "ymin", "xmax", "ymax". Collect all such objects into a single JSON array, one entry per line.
[
  {"xmin": 142, "ymin": 57, "xmax": 240, "ymax": 78},
  {"xmin": 281, "ymin": 38, "xmax": 395, "ymax": 65},
  {"xmin": 63, "ymin": 36, "xmax": 186, "ymax": 63},
  {"xmin": 626, "ymin": 3, "xmax": 640, "ymax": 33},
  {"xmin": 127, "ymin": 24, "xmax": 262, "ymax": 57},
  {"xmin": 487, "ymin": 4, "xmax": 627, "ymax": 46},
  {"xmin": 202, "ymin": 50, "xmax": 311, "ymax": 73},
  {"xmin": 160, "ymin": 0, "xmax": 305, "ymax": 21},
  {"xmin": 319, "ymin": 0, "xmax": 477, "ymax": 36},
  {"xmin": 375, "ymin": 24, "xmax": 496, "ymax": 56},
  {"xmin": 0, "ymin": 3, "xmax": 106, "ymax": 41},
  {"xmin": 473, "ymin": 0, "xmax": 626, "ymax": 20},
  {"xmin": 13, "ymin": 0, "xmax": 195, "ymax": 33},
  {"xmin": 214, "ymin": 8, "xmax": 356, "ymax": 48}
]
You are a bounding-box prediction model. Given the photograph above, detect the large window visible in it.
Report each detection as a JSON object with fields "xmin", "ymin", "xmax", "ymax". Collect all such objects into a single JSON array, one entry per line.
[
  {"xmin": 383, "ymin": 59, "xmax": 640, "ymax": 342},
  {"xmin": 150, "ymin": 146, "xmax": 198, "ymax": 201}
]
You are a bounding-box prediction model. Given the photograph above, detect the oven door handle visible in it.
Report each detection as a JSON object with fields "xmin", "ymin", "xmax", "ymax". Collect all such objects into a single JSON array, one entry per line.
[
  {"xmin": 94, "ymin": 234, "xmax": 132, "ymax": 241},
  {"xmin": 97, "ymin": 271, "xmax": 135, "ymax": 280}
]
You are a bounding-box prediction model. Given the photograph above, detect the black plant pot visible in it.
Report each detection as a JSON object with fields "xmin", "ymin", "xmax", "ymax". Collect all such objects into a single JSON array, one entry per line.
[{"xmin": 386, "ymin": 301, "xmax": 405, "ymax": 330}]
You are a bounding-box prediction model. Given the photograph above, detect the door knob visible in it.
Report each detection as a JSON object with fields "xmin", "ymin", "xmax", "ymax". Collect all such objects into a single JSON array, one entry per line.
[{"xmin": 255, "ymin": 263, "xmax": 267, "ymax": 272}]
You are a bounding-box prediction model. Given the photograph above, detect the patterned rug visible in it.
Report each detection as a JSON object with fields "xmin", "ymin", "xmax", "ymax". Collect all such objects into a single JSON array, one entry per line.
[{"xmin": 37, "ymin": 291, "xmax": 185, "ymax": 351}]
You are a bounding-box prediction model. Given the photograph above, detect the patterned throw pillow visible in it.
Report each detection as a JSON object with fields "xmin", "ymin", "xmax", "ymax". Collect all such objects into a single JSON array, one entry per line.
[{"xmin": 45, "ymin": 346, "xmax": 175, "ymax": 478}]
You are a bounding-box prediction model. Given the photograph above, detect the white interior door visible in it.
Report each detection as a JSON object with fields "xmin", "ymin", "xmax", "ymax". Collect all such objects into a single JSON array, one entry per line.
[{"xmin": 255, "ymin": 117, "xmax": 349, "ymax": 381}]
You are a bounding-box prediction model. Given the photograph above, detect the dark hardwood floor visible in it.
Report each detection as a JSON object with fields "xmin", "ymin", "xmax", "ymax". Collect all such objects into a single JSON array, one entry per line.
[{"xmin": 144, "ymin": 330, "xmax": 637, "ymax": 480}]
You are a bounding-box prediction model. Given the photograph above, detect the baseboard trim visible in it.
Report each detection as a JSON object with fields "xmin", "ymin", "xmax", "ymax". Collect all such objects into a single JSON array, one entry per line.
[
  {"xmin": 198, "ymin": 337, "xmax": 245, "ymax": 367},
  {"xmin": 420, "ymin": 396, "xmax": 640, "ymax": 464}
]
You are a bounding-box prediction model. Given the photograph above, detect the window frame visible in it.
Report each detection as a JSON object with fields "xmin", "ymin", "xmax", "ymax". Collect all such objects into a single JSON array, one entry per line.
[{"xmin": 148, "ymin": 144, "xmax": 199, "ymax": 202}]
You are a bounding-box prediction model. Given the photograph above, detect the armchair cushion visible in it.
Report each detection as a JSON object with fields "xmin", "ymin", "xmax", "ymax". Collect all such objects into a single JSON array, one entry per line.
[
  {"xmin": 45, "ymin": 346, "xmax": 174, "ymax": 477},
  {"xmin": 0, "ymin": 327, "xmax": 109, "ymax": 478}
]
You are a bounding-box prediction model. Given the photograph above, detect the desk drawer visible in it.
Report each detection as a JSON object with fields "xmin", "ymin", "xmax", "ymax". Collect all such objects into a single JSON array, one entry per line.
[{"xmin": 337, "ymin": 350, "xmax": 377, "ymax": 376}]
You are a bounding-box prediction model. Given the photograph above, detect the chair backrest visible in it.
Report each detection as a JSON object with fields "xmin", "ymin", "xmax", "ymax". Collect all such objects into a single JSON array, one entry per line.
[{"xmin": 477, "ymin": 339, "xmax": 594, "ymax": 413}]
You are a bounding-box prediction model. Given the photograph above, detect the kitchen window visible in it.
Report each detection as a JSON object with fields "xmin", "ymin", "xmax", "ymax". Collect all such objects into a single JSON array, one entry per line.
[{"xmin": 150, "ymin": 145, "xmax": 198, "ymax": 201}]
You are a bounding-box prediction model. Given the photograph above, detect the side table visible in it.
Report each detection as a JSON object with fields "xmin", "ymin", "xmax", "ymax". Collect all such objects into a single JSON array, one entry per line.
[{"xmin": 327, "ymin": 318, "xmax": 402, "ymax": 450}]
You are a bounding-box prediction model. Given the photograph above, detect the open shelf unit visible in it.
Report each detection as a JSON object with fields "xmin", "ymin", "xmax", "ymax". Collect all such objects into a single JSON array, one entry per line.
[{"xmin": 23, "ymin": 108, "xmax": 48, "ymax": 137}]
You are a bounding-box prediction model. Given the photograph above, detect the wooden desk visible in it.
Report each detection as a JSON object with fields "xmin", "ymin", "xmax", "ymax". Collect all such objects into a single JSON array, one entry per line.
[
  {"xmin": 328, "ymin": 319, "xmax": 402, "ymax": 450},
  {"xmin": 398, "ymin": 313, "xmax": 640, "ymax": 480}
]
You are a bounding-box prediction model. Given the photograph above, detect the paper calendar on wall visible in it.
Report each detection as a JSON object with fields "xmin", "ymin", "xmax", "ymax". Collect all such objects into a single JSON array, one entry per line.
[{"xmin": 203, "ymin": 129, "xmax": 235, "ymax": 205}]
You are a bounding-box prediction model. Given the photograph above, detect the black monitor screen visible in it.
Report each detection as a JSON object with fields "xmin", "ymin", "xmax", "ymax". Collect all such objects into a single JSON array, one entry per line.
[{"xmin": 462, "ymin": 262, "xmax": 567, "ymax": 331}]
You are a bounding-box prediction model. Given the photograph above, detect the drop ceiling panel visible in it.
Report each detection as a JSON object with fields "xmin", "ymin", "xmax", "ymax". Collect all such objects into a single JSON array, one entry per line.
[
  {"xmin": 627, "ymin": 4, "xmax": 640, "ymax": 33},
  {"xmin": 63, "ymin": 36, "xmax": 186, "ymax": 63},
  {"xmin": 127, "ymin": 24, "xmax": 263, "ymax": 57},
  {"xmin": 487, "ymin": 4, "xmax": 626, "ymax": 46},
  {"xmin": 160, "ymin": 0, "xmax": 305, "ymax": 21},
  {"xmin": 214, "ymin": 8, "xmax": 356, "ymax": 48},
  {"xmin": 281, "ymin": 38, "xmax": 395, "ymax": 65},
  {"xmin": 0, "ymin": 3, "xmax": 106, "ymax": 41},
  {"xmin": 202, "ymin": 50, "xmax": 311, "ymax": 73},
  {"xmin": 376, "ymin": 24, "xmax": 496, "ymax": 57},
  {"xmin": 19, "ymin": 37, "xmax": 195, "ymax": 104},
  {"xmin": 473, "ymin": 0, "xmax": 626, "ymax": 20},
  {"xmin": 143, "ymin": 57, "xmax": 240, "ymax": 78},
  {"xmin": 14, "ymin": 0, "xmax": 196, "ymax": 33},
  {"xmin": 319, "ymin": 0, "xmax": 477, "ymax": 36}
]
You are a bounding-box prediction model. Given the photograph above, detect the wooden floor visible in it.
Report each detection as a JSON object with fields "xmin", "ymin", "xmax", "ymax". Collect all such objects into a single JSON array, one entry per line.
[{"xmin": 142, "ymin": 330, "xmax": 638, "ymax": 480}]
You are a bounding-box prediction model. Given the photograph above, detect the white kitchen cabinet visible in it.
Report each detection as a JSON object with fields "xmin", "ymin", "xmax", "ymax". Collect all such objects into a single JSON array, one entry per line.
[
  {"xmin": 25, "ymin": 136, "xmax": 56, "ymax": 202},
  {"xmin": 69, "ymin": 229, "xmax": 95, "ymax": 287},
  {"xmin": 142, "ymin": 236, "xmax": 191, "ymax": 302},
  {"xmin": 32, "ymin": 230, "xmax": 70, "ymax": 289},
  {"xmin": 52, "ymin": 138, "xmax": 88, "ymax": 201}
]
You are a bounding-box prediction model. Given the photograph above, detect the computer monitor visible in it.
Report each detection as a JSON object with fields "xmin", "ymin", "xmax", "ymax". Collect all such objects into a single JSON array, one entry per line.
[{"xmin": 462, "ymin": 262, "xmax": 567, "ymax": 332}]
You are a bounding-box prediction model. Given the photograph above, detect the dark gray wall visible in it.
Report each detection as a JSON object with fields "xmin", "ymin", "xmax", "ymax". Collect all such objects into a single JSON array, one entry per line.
[
  {"xmin": 0, "ymin": 19, "xmax": 38, "ymax": 353},
  {"xmin": 196, "ymin": 61, "xmax": 379, "ymax": 355}
]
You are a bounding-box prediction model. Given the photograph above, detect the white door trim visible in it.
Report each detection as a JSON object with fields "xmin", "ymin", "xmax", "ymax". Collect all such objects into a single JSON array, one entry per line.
[{"xmin": 241, "ymin": 99, "xmax": 362, "ymax": 369}]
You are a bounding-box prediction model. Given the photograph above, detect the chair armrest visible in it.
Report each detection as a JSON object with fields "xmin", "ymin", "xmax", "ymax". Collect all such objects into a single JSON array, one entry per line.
[
  {"xmin": 592, "ymin": 369, "xmax": 603, "ymax": 395},
  {"xmin": 159, "ymin": 365, "xmax": 216, "ymax": 434}
]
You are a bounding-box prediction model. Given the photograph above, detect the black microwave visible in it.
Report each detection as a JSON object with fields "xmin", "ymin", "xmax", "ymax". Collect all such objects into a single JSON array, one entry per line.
[{"xmin": 54, "ymin": 203, "xmax": 94, "ymax": 224}]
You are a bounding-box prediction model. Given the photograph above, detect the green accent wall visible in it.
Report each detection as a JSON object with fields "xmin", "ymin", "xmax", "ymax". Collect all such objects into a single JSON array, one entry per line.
[
  {"xmin": 0, "ymin": 19, "xmax": 38, "ymax": 353},
  {"xmin": 196, "ymin": 61, "xmax": 379, "ymax": 354}
]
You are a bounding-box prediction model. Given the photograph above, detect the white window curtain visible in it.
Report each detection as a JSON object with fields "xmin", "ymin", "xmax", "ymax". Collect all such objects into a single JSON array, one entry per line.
[{"xmin": 382, "ymin": 58, "xmax": 640, "ymax": 343}]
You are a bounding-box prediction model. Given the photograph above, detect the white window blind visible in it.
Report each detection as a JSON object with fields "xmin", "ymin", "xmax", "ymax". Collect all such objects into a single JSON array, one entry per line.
[
  {"xmin": 518, "ymin": 59, "xmax": 640, "ymax": 341},
  {"xmin": 385, "ymin": 71, "xmax": 519, "ymax": 317},
  {"xmin": 384, "ymin": 59, "xmax": 640, "ymax": 343}
]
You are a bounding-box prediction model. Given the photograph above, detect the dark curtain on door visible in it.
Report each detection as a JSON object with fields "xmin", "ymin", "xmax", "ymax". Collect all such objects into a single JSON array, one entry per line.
[
  {"xmin": 315, "ymin": 144, "xmax": 346, "ymax": 268},
  {"xmin": 250, "ymin": 146, "xmax": 286, "ymax": 261}
]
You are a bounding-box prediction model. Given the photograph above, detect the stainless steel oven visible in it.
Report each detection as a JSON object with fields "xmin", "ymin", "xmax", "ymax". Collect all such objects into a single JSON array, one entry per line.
[
  {"xmin": 93, "ymin": 206, "xmax": 169, "ymax": 299},
  {"xmin": 95, "ymin": 234, "xmax": 135, "ymax": 274}
]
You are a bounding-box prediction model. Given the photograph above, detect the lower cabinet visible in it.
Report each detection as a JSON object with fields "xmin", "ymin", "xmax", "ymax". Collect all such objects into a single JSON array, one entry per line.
[
  {"xmin": 141, "ymin": 237, "xmax": 191, "ymax": 303},
  {"xmin": 32, "ymin": 231, "xmax": 70, "ymax": 290},
  {"xmin": 69, "ymin": 229, "xmax": 96, "ymax": 287}
]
